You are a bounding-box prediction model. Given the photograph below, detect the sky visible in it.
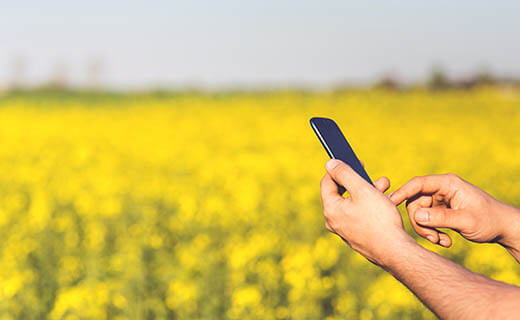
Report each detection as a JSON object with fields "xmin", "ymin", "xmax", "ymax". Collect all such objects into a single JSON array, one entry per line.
[{"xmin": 1, "ymin": 0, "xmax": 519, "ymax": 89}]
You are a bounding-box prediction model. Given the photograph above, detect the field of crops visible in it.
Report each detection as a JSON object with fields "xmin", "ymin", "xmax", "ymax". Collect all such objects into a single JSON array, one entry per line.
[{"xmin": 0, "ymin": 88, "xmax": 519, "ymax": 319}]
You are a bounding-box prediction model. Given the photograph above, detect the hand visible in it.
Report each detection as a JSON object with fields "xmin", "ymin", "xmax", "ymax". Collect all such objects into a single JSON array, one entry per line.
[
  {"xmin": 320, "ymin": 159, "xmax": 414, "ymax": 267},
  {"xmin": 389, "ymin": 174, "xmax": 520, "ymax": 253}
]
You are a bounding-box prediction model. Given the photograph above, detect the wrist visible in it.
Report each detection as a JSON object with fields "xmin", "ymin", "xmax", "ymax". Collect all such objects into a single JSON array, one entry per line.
[
  {"xmin": 378, "ymin": 232, "xmax": 419, "ymax": 272},
  {"xmin": 497, "ymin": 205, "xmax": 520, "ymax": 252}
]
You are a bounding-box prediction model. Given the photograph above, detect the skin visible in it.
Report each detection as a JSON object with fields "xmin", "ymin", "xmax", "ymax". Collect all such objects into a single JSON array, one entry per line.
[
  {"xmin": 389, "ymin": 173, "xmax": 520, "ymax": 262},
  {"xmin": 320, "ymin": 159, "xmax": 520, "ymax": 320}
]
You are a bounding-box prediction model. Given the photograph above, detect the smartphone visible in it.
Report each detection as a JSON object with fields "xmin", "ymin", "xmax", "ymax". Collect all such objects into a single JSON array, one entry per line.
[{"xmin": 310, "ymin": 117, "xmax": 373, "ymax": 185}]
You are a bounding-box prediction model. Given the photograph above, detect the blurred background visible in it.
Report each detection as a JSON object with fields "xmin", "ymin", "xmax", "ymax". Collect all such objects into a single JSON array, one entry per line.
[
  {"xmin": 2, "ymin": 0, "xmax": 520, "ymax": 90},
  {"xmin": 1, "ymin": 1, "xmax": 519, "ymax": 319}
]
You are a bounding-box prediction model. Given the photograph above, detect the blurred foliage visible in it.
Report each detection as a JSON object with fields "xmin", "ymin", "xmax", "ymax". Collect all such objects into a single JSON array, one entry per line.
[
  {"xmin": 0, "ymin": 88, "xmax": 519, "ymax": 319},
  {"xmin": 427, "ymin": 66, "xmax": 450, "ymax": 91}
]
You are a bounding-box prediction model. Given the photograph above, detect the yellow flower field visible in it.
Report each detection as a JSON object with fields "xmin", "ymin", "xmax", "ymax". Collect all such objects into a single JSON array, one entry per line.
[{"xmin": 0, "ymin": 88, "xmax": 519, "ymax": 319}]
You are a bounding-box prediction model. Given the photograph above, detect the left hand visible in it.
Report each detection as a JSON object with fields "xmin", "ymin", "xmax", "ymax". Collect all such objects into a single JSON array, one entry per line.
[
  {"xmin": 320, "ymin": 159, "xmax": 413, "ymax": 267},
  {"xmin": 389, "ymin": 173, "xmax": 520, "ymax": 251}
]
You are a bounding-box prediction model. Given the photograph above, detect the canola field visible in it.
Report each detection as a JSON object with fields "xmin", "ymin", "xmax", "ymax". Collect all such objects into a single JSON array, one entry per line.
[{"xmin": 0, "ymin": 88, "xmax": 520, "ymax": 319}]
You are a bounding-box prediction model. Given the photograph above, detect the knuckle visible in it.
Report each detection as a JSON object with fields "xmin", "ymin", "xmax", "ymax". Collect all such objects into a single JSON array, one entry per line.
[
  {"xmin": 411, "ymin": 221, "xmax": 428, "ymax": 234},
  {"xmin": 322, "ymin": 207, "xmax": 330, "ymax": 219},
  {"xmin": 411, "ymin": 175, "xmax": 422, "ymax": 182},
  {"xmin": 445, "ymin": 173, "xmax": 456, "ymax": 178},
  {"xmin": 417, "ymin": 228, "xmax": 432, "ymax": 238},
  {"xmin": 322, "ymin": 210, "xmax": 331, "ymax": 221},
  {"xmin": 409, "ymin": 216, "xmax": 420, "ymax": 227},
  {"xmin": 406, "ymin": 199, "xmax": 421, "ymax": 211},
  {"xmin": 323, "ymin": 200, "xmax": 339, "ymax": 216},
  {"xmin": 419, "ymin": 196, "xmax": 432, "ymax": 207},
  {"xmin": 445, "ymin": 173, "xmax": 460, "ymax": 182},
  {"xmin": 322, "ymin": 204, "xmax": 335, "ymax": 219},
  {"xmin": 325, "ymin": 222, "xmax": 334, "ymax": 232},
  {"xmin": 320, "ymin": 175, "xmax": 328, "ymax": 188},
  {"xmin": 413, "ymin": 223, "xmax": 436, "ymax": 235},
  {"xmin": 410, "ymin": 176, "xmax": 424, "ymax": 186}
]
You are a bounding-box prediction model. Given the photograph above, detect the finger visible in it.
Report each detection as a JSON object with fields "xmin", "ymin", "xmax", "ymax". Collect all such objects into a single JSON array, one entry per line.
[
  {"xmin": 407, "ymin": 197, "xmax": 454, "ymax": 247},
  {"xmin": 438, "ymin": 232, "xmax": 453, "ymax": 248},
  {"xmin": 320, "ymin": 173, "xmax": 344, "ymax": 208},
  {"xmin": 414, "ymin": 207, "xmax": 472, "ymax": 232},
  {"xmin": 325, "ymin": 159, "xmax": 367, "ymax": 196},
  {"xmin": 373, "ymin": 176, "xmax": 390, "ymax": 193},
  {"xmin": 406, "ymin": 195, "xmax": 441, "ymax": 244},
  {"xmin": 390, "ymin": 175, "xmax": 451, "ymax": 206}
]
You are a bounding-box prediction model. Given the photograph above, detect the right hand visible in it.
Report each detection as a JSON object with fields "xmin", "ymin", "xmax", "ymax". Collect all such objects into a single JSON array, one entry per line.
[
  {"xmin": 389, "ymin": 173, "xmax": 520, "ymax": 251},
  {"xmin": 320, "ymin": 160, "xmax": 412, "ymax": 268}
]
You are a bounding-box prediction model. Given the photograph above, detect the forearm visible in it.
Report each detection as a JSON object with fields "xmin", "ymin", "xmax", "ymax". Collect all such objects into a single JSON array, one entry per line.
[{"xmin": 381, "ymin": 239, "xmax": 520, "ymax": 320}]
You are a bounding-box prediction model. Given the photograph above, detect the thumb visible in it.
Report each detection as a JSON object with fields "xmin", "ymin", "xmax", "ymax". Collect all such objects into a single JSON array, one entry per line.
[
  {"xmin": 325, "ymin": 159, "xmax": 366, "ymax": 195},
  {"xmin": 414, "ymin": 207, "xmax": 472, "ymax": 232}
]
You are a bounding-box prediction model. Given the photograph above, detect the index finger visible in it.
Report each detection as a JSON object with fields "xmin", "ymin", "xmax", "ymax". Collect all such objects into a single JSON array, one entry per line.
[
  {"xmin": 320, "ymin": 173, "xmax": 344, "ymax": 208},
  {"xmin": 390, "ymin": 175, "xmax": 451, "ymax": 206}
]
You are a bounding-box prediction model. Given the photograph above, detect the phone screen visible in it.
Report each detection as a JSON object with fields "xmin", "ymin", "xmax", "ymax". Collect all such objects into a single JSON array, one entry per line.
[{"xmin": 310, "ymin": 117, "xmax": 373, "ymax": 185}]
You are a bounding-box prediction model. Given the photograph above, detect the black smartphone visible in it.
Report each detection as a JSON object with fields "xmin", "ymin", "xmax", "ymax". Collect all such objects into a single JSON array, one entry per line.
[{"xmin": 310, "ymin": 117, "xmax": 373, "ymax": 185}]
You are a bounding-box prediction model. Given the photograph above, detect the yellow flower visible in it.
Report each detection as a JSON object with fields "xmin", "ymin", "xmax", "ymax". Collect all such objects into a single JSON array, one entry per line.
[{"xmin": 0, "ymin": 89, "xmax": 519, "ymax": 319}]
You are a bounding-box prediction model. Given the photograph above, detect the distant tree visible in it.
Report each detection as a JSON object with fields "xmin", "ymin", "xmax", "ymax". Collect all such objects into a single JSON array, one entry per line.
[
  {"xmin": 375, "ymin": 74, "xmax": 401, "ymax": 90},
  {"xmin": 473, "ymin": 70, "xmax": 495, "ymax": 86},
  {"xmin": 456, "ymin": 69, "xmax": 496, "ymax": 89},
  {"xmin": 427, "ymin": 65, "xmax": 450, "ymax": 90}
]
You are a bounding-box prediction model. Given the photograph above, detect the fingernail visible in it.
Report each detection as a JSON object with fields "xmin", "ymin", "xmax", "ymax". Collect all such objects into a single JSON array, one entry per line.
[
  {"xmin": 440, "ymin": 239, "xmax": 449, "ymax": 247},
  {"xmin": 415, "ymin": 209, "xmax": 429, "ymax": 223},
  {"xmin": 426, "ymin": 235, "xmax": 435, "ymax": 243},
  {"xmin": 326, "ymin": 159, "xmax": 339, "ymax": 171}
]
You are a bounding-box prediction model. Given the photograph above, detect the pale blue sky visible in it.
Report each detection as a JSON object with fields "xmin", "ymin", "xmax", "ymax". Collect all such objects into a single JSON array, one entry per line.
[{"xmin": 1, "ymin": 0, "xmax": 519, "ymax": 89}]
